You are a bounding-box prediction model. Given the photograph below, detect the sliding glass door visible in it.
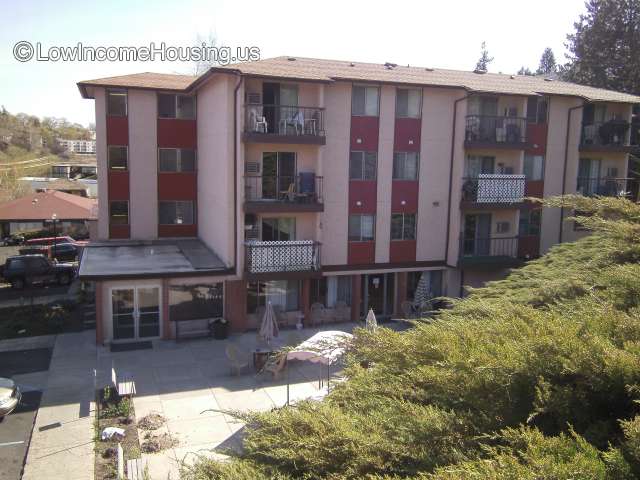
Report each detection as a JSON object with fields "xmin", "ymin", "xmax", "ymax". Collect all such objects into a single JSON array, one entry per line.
[{"xmin": 111, "ymin": 286, "xmax": 161, "ymax": 341}]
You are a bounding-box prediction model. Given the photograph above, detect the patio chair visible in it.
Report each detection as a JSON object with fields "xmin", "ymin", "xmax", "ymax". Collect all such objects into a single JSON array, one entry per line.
[
  {"xmin": 225, "ymin": 344, "xmax": 250, "ymax": 376},
  {"xmin": 309, "ymin": 302, "xmax": 325, "ymax": 326},
  {"xmin": 279, "ymin": 183, "xmax": 296, "ymax": 202},
  {"xmin": 334, "ymin": 301, "xmax": 350, "ymax": 323},
  {"xmin": 272, "ymin": 304, "xmax": 289, "ymax": 329},
  {"xmin": 401, "ymin": 300, "xmax": 417, "ymax": 319},
  {"xmin": 261, "ymin": 352, "xmax": 288, "ymax": 380}
]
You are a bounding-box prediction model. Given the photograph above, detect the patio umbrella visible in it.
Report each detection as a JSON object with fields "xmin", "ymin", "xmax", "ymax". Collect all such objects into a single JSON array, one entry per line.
[
  {"xmin": 259, "ymin": 301, "xmax": 279, "ymax": 345},
  {"xmin": 365, "ymin": 308, "xmax": 378, "ymax": 333},
  {"xmin": 413, "ymin": 272, "xmax": 431, "ymax": 311}
]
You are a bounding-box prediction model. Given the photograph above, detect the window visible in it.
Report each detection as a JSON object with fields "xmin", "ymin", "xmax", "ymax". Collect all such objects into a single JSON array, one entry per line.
[
  {"xmin": 393, "ymin": 152, "xmax": 419, "ymax": 180},
  {"xmin": 527, "ymin": 96, "xmax": 548, "ymax": 124},
  {"xmin": 391, "ymin": 213, "xmax": 416, "ymax": 240},
  {"xmin": 107, "ymin": 90, "xmax": 127, "ymax": 116},
  {"xmin": 349, "ymin": 151, "xmax": 377, "ymax": 180},
  {"xmin": 158, "ymin": 94, "xmax": 196, "ymax": 119},
  {"xmin": 396, "ymin": 88, "xmax": 422, "ymax": 118},
  {"xmin": 159, "ymin": 201, "xmax": 194, "ymax": 225},
  {"xmin": 51, "ymin": 166, "xmax": 67, "ymax": 178},
  {"xmin": 158, "ymin": 148, "xmax": 196, "ymax": 172},
  {"xmin": 169, "ymin": 283, "xmax": 223, "ymax": 321},
  {"xmin": 348, "ymin": 214, "xmax": 375, "ymax": 241},
  {"xmin": 496, "ymin": 221, "xmax": 510, "ymax": 234},
  {"xmin": 109, "ymin": 201, "xmax": 129, "ymax": 225},
  {"xmin": 519, "ymin": 209, "xmax": 541, "ymax": 236},
  {"xmin": 261, "ymin": 218, "xmax": 295, "ymax": 241},
  {"xmin": 108, "ymin": 146, "xmax": 128, "ymax": 170},
  {"xmin": 523, "ymin": 155, "xmax": 544, "ymax": 181},
  {"xmin": 310, "ymin": 276, "xmax": 352, "ymax": 307},
  {"xmin": 352, "ymin": 85, "xmax": 379, "ymax": 116},
  {"xmin": 247, "ymin": 280, "xmax": 300, "ymax": 313}
]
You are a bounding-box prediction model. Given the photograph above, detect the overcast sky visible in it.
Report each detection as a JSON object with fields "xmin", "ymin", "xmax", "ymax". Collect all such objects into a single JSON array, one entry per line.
[{"xmin": 1, "ymin": 0, "xmax": 586, "ymax": 126}]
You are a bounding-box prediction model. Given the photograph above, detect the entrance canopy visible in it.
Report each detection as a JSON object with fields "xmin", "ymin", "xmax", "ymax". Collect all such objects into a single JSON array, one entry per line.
[{"xmin": 287, "ymin": 330, "xmax": 353, "ymax": 365}]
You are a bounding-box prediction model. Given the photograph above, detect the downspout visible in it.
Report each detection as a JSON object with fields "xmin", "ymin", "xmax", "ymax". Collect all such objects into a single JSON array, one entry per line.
[
  {"xmin": 559, "ymin": 103, "xmax": 584, "ymax": 244},
  {"xmin": 233, "ymin": 74, "xmax": 243, "ymax": 274},
  {"xmin": 445, "ymin": 93, "xmax": 471, "ymax": 267}
]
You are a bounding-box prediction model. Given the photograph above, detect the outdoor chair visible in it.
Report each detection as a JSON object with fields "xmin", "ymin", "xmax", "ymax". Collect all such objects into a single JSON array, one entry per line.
[
  {"xmin": 272, "ymin": 304, "xmax": 289, "ymax": 329},
  {"xmin": 401, "ymin": 300, "xmax": 417, "ymax": 319},
  {"xmin": 310, "ymin": 302, "xmax": 325, "ymax": 326},
  {"xmin": 279, "ymin": 183, "xmax": 296, "ymax": 202},
  {"xmin": 225, "ymin": 344, "xmax": 250, "ymax": 376},
  {"xmin": 261, "ymin": 352, "xmax": 288, "ymax": 380},
  {"xmin": 334, "ymin": 301, "xmax": 350, "ymax": 323},
  {"xmin": 255, "ymin": 115, "xmax": 268, "ymax": 133}
]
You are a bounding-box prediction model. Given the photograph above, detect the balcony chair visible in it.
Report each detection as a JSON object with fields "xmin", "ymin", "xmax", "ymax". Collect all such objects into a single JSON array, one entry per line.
[
  {"xmin": 279, "ymin": 183, "xmax": 296, "ymax": 202},
  {"xmin": 255, "ymin": 116, "xmax": 268, "ymax": 133},
  {"xmin": 279, "ymin": 109, "xmax": 304, "ymax": 135}
]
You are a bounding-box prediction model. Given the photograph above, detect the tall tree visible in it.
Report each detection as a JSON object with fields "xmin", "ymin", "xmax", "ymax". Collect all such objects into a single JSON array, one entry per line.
[
  {"xmin": 517, "ymin": 66, "xmax": 534, "ymax": 76},
  {"xmin": 564, "ymin": 0, "xmax": 640, "ymax": 94},
  {"xmin": 474, "ymin": 41, "xmax": 494, "ymax": 72},
  {"xmin": 536, "ymin": 47, "xmax": 557, "ymax": 75}
]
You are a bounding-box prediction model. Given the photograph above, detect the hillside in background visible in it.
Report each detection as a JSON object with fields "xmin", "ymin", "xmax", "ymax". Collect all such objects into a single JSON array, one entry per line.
[{"xmin": 182, "ymin": 196, "xmax": 640, "ymax": 480}]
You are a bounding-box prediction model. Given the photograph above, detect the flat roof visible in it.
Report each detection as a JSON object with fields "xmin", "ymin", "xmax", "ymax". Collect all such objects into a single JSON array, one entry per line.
[{"xmin": 78, "ymin": 239, "xmax": 230, "ymax": 280}]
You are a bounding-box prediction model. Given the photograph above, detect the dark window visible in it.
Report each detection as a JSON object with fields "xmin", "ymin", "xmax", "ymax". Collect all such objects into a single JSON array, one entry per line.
[
  {"xmin": 406, "ymin": 270, "xmax": 443, "ymax": 301},
  {"xmin": 247, "ymin": 280, "xmax": 300, "ymax": 313},
  {"xmin": 261, "ymin": 218, "xmax": 295, "ymax": 241},
  {"xmin": 107, "ymin": 90, "xmax": 127, "ymax": 116},
  {"xmin": 352, "ymin": 86, "xmax": 379, "ymax": 116},
  {"xmin": 159, "ymin": 201, "xmax": 194, "ymax": 225},
  {"xmin": 519, "ymin": 209, "xmax": 541, "ymax": 236},
  {"xmin": 396, "ymin": 88, "xmax": 422, "ymax": 118},
  {"xmin": 348, "ymin": 214, "xmax": 375, "ymax": 241},
  {"xmin": 8, "ymin": 258, "xmax": 25, "ymax": 270},
  {"xmin": 391, "ymin": 213, "xmax": 416, "ymax": 240},
  {"xmin": 158, "ymin": 94, "xmax": 195, "ymax": 119},
  {"xmin": 109, "ymin": 201, "xmax": 129, "ymax": 225},
  {"xmin": 527, "ymin": 96, "xmax": 548, "ymax": 124},
  {"xmin": 108, "ymin": 146, "xmax": 128, "ymax": 170},
  {"xmin": 349, "ymin": 151, "xmax": 377, "ymax": 180},
  {"xmin": 393, "ymin": 152, "xmax": 419, "ymax": 180},
  {"xmin": 159, "ymin": 148, "xmax": 196, "ymax": 172},
  {"xmin": 169, "ymin": 283, "xmax": 223, "ymax": 322}
]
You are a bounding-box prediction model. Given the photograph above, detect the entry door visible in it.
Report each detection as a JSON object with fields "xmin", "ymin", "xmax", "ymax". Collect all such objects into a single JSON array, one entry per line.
[
  {"xmin": 262, "ymin": 152, "xmax": 296, "ymax": 200},
  {"xmin": 362, "ymin": 273, "xmax": 395, "ymax": 317},
  {"xmin": 112, "ymin": 286, "xmax": 161, "ymax": 341},
  {"xmin": 463, "ymin": 214, "xmax": 492, "ymax": 255}
]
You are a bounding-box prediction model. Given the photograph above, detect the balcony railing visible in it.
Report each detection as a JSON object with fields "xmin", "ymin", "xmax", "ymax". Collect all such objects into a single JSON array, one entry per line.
[
  {"xmin": 245, "ymin": 240, "xmax": 321, "ymax": 274},
  {"xmin": 461, "ymin": 174, "xmax": 526, "ymax": 204},
  {"xmin": 577, "ymin": 177, "xmax": 638, "ymax": 199},
  {"xmin": 581, "ymin": 121, "xmax": 630, "ymax": 147},
  {"xmin": 244, "ymin": 104, "xmax": 325, "ymax": 137},
  {"xmin": 244, "ymin": 174, "xmax": 323, "ymax": 204},
  {"xmin": 465, "ymin": 115, "xmax": 527, "ymax": 145},
  {"xmin": 460, "ymin": 235, "xmax": 519, "ymax": 259}
]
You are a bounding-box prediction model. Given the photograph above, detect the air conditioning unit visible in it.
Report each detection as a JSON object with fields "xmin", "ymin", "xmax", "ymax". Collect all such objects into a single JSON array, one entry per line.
[
  {"xmin": 246, "ymin": 92, "xmax": 262, "ymax": 105},
  {"xmin": 245, "ymin": 162, "xmax": 260, "ymax": 174}
]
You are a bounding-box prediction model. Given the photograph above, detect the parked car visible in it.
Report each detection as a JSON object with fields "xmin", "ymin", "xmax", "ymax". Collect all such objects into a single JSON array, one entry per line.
[
  {"xmin": 1, "ymin": 255, "xmax": 77, "ymax": 289},
  {"xmin": 0, "ymin": 378, "xmax": 21, "ymax": 417},
  {"xmin": 25, "ymin": 235, "xmax": 77, "ymax": 247},
  {"xmin": 49, "ymin": 243, "xmax": 79, "ymax": 262},
  {"xmin": 19, "ymin": 246, "xmax": 49, "ymax": 256},
  {"xmin": 1, "ymin": 234, "xmax": 25, "ymax": 246}
]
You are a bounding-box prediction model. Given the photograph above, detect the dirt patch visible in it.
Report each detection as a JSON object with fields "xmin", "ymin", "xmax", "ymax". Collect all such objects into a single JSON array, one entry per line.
[
  {"xmin": 141, "ymin": 431, "xmax": 178, "ymax": 454},
  {"xmin": 137, "ymin": 412, "xmax": 165, "ymax": 431}
]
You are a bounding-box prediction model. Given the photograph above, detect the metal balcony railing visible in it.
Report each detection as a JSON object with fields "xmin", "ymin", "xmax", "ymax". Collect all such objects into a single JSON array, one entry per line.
[
  {"xmin": 460, "ymin": 236, "xmax": 519, "ymax": 258},
  {"xmin": 245, "ymin": 240, "xmax": 321, "ymax": 274},
  {"xmin": 244, "ymin": 174, "xmax": 323, "ymax": 204},
  {"xmin": 461, "ymin": 174, "xmax": 526, "ymax": 203},
  {"xmin": 576, "ymin": 177, "xmax": 638, "ymax": 199},
  {"xmin": 465, "ymin": 115, "xmax": 527, "ymax": 144},
  {"xmin": 581, "ymin": 121, "xmax": 631, "ymax": 147},
  {"xmin": 244, "ymin": 104, "xmax": 325, "ymax": 137}
]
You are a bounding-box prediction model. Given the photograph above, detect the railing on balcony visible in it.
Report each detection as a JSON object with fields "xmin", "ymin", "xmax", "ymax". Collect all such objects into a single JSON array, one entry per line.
[
  {"xmin": 244, "ymin": 104, "xmax": 325, "ymax": 137},
  {"xmin": 465, "ymin": 115, "xmax": 527, "ymax": 145},
  {"xmin": 244, "ymin": 174, "xmax": 323, "ymax": 204},
  {"xmin": 576, "ymin": 177, "xmax": 638, "ymax": 199},
  {"xmin": 461, "ymin": 174, "xmax": 526, "ymax": 204},
  {"xmin": 581, "ymin": 121, "xmax": 630, "ymax": 147},
  {"xmin": 460, "ymin": 235, "xmax": 519, "ymax": 259},
  {"xmin": 245, "ymin": 240, "xmax": 321, "ymax": 274}
]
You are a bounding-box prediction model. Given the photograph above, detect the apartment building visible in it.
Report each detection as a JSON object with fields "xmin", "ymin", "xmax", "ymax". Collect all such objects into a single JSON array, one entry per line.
[
  {"xmin": 76, "ymin": 56, "xmax": 640, "ymax": 345},
  {"xmin": 57, "ymin": 138, "xmax": 97, "ymax": 154}
]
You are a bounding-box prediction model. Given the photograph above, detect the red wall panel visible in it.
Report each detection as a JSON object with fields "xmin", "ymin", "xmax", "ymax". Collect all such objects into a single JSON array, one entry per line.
[
  {"xmin": 526, "ymin": 123, "xmax": 547, "ymax": 155},
  {"xmin": 157, "ymin": 119, "xmax": 197, "ymax": 148},
  {"xmin": 107, "ymin": 171, "xmax": 129, "ymax": 200},
  {"xmin": 348, "ymin": 242, "xmax": 375, "ymax": 265},
  {"xmin": 350, "ymin": 116, "xmax": 379, "ymax": 151},
  {"xmin": 158, "ymin": 224, "xmax": 197, "ymax": 238},
  {"xmin": 389, "ymin": 240, "xmax": 416, "ymax": 263},
  {"xmin": 525, "ymin": 180, "xmax": 544, "ymax": 198},
  {"xmin": 158, "ymin": 173, "xmax": 197, "ymax": 200},
  {"xmin": 391, "ymin": 180, "xmax": 419, "ymax": 212},
  {"xmin": 109, "ymin": 225, "xmax": 130, "ymax": 239},
  {"xmin": 394, "ymin": 118, "xmax": 421, "ymax": 152},
  {"xmin": 106, "ymin": 116, "xmax": 129, "ymax": 145},
  {"xmin": 349, "ymin": 181, "xmax": 377, "ymax": 213}
]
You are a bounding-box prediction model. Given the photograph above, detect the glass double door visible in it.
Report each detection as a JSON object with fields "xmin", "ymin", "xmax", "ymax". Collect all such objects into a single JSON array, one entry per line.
[
  {"xmin": 361, "ymin": 273, "xmax": 395, "ymax": 318},
  {"xmin": 111, "ymin": 286, "xmax": 161, "ymax": 341},
  {"xmin": 262, "ymin": 152, "xmax": 296, "ymax": 200}
]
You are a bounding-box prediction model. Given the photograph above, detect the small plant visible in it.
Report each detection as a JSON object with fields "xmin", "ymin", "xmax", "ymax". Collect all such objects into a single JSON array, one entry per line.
[{"xmin": 103, "ymin": 385, "xmax": 112, "ymax": 403}]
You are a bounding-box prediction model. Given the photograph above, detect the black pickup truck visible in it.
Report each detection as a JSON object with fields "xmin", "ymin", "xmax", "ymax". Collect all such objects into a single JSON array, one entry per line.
[{"xmin": 0, "ymin": 255, "xmax": 76, "ymax": 289}]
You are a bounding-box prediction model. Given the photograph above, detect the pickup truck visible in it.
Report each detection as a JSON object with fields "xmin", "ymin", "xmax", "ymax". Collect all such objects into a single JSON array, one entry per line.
[{"xmin": 0, "ymin": 255, "xmax": 76, "ymax": 289}]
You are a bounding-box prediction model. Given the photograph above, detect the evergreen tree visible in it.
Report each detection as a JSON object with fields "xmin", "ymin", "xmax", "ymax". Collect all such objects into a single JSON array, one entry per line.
[
  {"xmin": 536, "ymin": 47, "xmax": 557, "ymax": 75},
  {"xmin": 474, "ymin": 41, "xmax": 494, "ymax": 72}
]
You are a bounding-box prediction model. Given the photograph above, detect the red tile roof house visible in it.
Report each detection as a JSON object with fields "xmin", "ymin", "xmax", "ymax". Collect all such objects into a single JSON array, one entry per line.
[
  {"xmin": 76, "ymin": 56, "xmax": 640, "ymax": 345},
  {"xmin": 0, "ymin": 190, "xmax": 97, "ymax": 239}
]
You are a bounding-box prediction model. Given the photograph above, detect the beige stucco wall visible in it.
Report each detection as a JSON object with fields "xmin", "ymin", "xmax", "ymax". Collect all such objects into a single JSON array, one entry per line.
[
  {"xmin": 128, "ymin": 90, "xmax": 158, "ymax": 239},
  {"xmin": 375, "ymin": 85, "xmax": 394, "ymax": 263},
  {"xmin": 244, "ymin": 78, "xmax": 321, "ymax": 107},
  {"xmin": 464, "ymin": 148, "xmax": 524, "ymax": 174},
  {"xmin": 94, "ymin": 88, "xmax": 109, "ymax": 240}
]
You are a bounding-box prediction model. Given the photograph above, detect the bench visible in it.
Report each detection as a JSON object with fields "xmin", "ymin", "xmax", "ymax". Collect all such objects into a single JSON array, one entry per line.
[
  {"xmin": 126, "ymin": 458, "xmax": 145, "ymax": 480},
  {"xmin": 111, "ymin": 365, "xmax": 136, "ymax": 397}
]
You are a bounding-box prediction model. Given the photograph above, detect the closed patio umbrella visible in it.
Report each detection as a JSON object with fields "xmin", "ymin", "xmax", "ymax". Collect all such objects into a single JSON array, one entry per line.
[
  {"xmin": 413, "ymin": 272, "xmax": 431, "ymax": 312},
  {"xmin": 259, "ymin": 301, "xmax": 279, "ymax": 345},
  {"xmin": 365, "ymin": 308, "xmax": 378, "ymax": 333}
]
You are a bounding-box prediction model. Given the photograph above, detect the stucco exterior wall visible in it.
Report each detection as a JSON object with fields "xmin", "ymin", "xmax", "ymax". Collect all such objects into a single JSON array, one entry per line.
[
  {"xmin": 375, "ymin": 85, "xmax": 394, "ymax": 263},
  {"xmin": 94, "ymin": 88, "xmax": 109, "ymax": 240}
]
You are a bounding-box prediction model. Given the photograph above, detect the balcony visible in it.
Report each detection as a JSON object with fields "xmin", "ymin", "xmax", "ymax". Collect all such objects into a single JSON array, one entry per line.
[
  {"xmin": 460, "ymin": 174, "xmax": 526, "ymax": 209},
  {"xmin": 580, "ymin": 121, "xmax": 634, "ymax": 152},
  {"xmin": 465, "ymin": 115, "xmax": 528, "ymax": 149},
  {"xmin": 243, "ymin": 104, "xmax": 325, "ymax": 145},
  {"xmin": 459, "ymin": 235, "xmax": 525, "ymax": 268},
  {"xmin": 244, "ymin": 174, "xmax": 324, "ymax": 213},
  {"xmin": 577, "ymin": 177, "xmax": 638, "ymax": 200},
  {"xmin": 244, "ymin": 240, "xmax": 322, "ymax": 280}
]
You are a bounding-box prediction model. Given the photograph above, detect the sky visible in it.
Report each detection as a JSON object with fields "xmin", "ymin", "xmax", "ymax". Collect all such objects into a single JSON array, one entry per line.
[{"xmin": 0, "ymin": 0, "xmax": 586, "ymax": 127}]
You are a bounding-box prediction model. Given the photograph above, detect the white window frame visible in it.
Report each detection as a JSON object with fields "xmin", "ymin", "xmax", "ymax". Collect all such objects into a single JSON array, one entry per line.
[{"xmin": 158, "ymin": 148, "xmax": 197, "ymax": 172}]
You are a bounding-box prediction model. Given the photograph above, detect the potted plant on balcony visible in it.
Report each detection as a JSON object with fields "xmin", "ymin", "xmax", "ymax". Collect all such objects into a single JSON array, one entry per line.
[{"xmin": 209, "ymin": 317, "xmax": 229, "ymax": 340}]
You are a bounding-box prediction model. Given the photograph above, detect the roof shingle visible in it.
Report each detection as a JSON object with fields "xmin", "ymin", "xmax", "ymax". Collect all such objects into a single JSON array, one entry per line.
[{"xmin": 0, "ymin": 191, "xmax": 97, "ymax": 221}]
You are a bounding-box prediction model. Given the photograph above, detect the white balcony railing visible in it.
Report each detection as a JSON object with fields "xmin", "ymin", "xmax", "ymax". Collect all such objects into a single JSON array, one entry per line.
[
  {"xmin": 461, "ymin": 174, "xmax": 526, "ymax": 203},
  {"xmin": 245, "ymin": 240, "xmax": 321, "ymax": 274}
]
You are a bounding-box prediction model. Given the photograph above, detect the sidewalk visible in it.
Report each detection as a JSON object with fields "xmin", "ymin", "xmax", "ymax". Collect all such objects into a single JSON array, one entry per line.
[{"xmin": 22, "ymin": 330, "xmax": 97, "ymax": 480}]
